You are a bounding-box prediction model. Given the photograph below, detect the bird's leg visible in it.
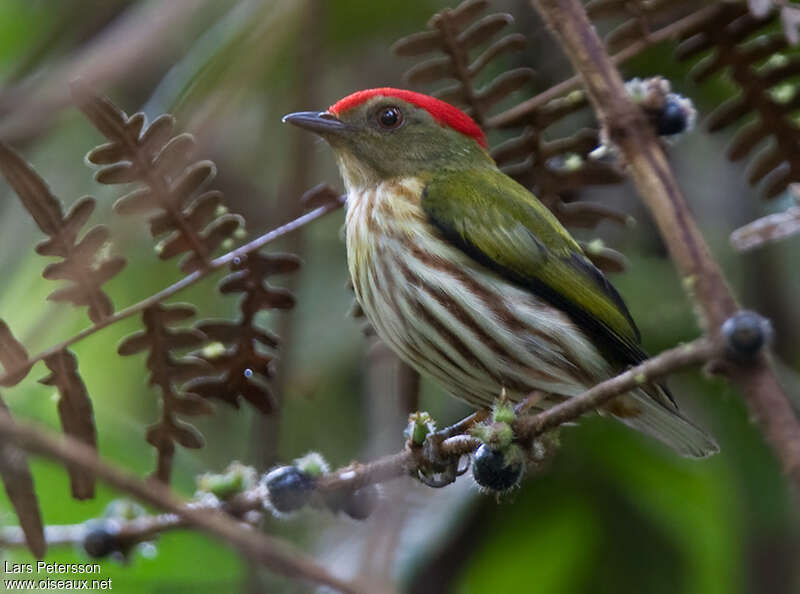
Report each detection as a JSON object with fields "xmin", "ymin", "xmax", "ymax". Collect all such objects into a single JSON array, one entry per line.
[
  {"xmin": 508, "ymin": 391, "xmax": 561, "ymax": 465},
  {"xmin": 514, "ymin": 390, "xmax": 547, "ymax": 416},
  {"xmin": 406, "ymin": 410, "xmax": 488, "ymax": 488},
  {"xmin": 412, "ymin": 432, "xmax": 463, "ymax": 488},
  {"xmin": 435, "ymin": 409, "xmax": 490, "ymax": 440},
  {"xmin": 406, "ymin": 393, "xmax": 556, "ymax": 488}
]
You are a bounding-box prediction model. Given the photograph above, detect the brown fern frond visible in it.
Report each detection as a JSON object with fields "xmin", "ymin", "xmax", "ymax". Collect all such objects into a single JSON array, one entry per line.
[
  {"xmin": 0, "ymin": 399, "xmax": 45, "ymax": 558},
  {"xmin": 72, "ymin": 86, "xmax": 244, "ymax": 273},
  {"xmin": 0, "ymin": 323, "xmax": 97, "ymax": 500},
  {"xmin": 579, "ymin": 240, "xmax": 628, "ymax": 274},
  {"xmin": 0, "ymin": 320, "xmax": 31, "ymax": 387},
  {"xmin": 490, "ymin": 107, "xmax": 624, "ymax": 207},
  {"xmin": 0, "ymin": 143, "xmax": 125, "ymax": 323},
  {"xmin": 39, "ymin": 350, "xmax": 97, "ymax": 499},
  {"xmin": 672, "ymin": 3, "xmax": 800, "ymax": 199},
  {"xmin": 184, "ymin": 184, "xmax": 333, "ymax": 412},
  {"xmin": 588, "ymin": 2, "xmax": 800, "ymax": 199},
  {"xmin": 586, "ymin": 0, "xmax": 704, "ymax": 54},
  {"xmin": 186, "ymin": 252, "xmax": 301, "ymax": 414},
  {"xmin": 490, "ymin": 97, "xmax": 626, "ymax": 230},
  {"xmin": 300, "ymin": 183, "xmax": 342, "ymax": 211},
  {"xmin": 394, "ymin": 0, "xmax": 627, "ymax": 238},
  {"xmin": 118, "ymin": 304, "xmax": 214, "ymax": 483},
  {"xmin": 0, "ymin": 322, "xmax": 43, "ymax": 555},
  {"xmin": 391, "ymin": 0, "xmax": 534, "ymax": 126}
]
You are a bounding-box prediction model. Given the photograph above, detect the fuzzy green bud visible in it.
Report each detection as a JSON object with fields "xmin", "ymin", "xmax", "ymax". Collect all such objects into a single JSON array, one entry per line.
[
  {"xmin": 294, "ymin": 452, "xmax": 329, "ymax": 478},
  {"xmin": 197, "ymin": 461, "xmax": 256, "ymax": 500},
  {"xmin": 584, "ymin": 238, "xmax": 606, "ymax": 254},
  {"xmin": 563, "ymin": 153, "xmax": 583, "ymax": 171},
  {"xmin": 405, "ymin": 411, "xmax": 436, "ymax": 446},
  {"xmin": 492, "ymin": 401, "xmax": 516, "ymax": 425},
  {"xmin": 201, "ymin": 341, "xmax": 226, "ymax": 359},
  {"xmin": 472, "ymin": 421, "xmax": 514, "ymax": 450}
]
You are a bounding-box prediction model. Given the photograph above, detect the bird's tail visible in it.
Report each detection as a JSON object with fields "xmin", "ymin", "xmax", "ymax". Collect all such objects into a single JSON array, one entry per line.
[{"xmin": 605, "ymin": 387, "xmax": 719, "ymax": 458}]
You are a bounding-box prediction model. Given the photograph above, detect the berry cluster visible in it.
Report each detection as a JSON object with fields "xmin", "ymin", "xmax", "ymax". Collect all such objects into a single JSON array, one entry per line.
[{"xmin": 263, "ymin": 453, "xmax": 380, "ymax": 520}]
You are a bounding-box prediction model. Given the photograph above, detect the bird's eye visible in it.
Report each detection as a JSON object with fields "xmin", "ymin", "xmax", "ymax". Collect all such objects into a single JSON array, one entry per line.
[{"xmin": 376, "ymin": 106, "xmax": 403, "ymax": 129}]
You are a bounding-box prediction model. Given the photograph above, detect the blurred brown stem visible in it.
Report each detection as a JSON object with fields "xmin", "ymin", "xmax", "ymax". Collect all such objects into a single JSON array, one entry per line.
[
  {"xmin": 532, "ymin": 0, "xmax": 800, "ymax": 489},
  {"xmin": 0, "ymin": 409, "xmax": 364, "ymax": 594}
]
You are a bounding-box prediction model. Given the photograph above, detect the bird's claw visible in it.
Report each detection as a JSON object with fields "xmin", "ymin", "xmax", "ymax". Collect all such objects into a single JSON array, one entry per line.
[
  {"xmin": 414, "ymin": 466, "xmax": 458, "ymax": 488},
  {"xmin": 413, "ymin": 454, "xmax": 470, "ymax": 488},
  {"xmin": 411, "ymin": 431, "xmax": 470, "ymax": 488}
]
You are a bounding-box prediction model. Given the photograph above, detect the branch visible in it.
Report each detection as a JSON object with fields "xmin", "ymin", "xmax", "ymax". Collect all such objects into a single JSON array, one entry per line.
[
  {"xmin": 532, "ymin": 0, "xmax": 800, "ymax": 488},
  {"xmin": 0, "ymin": 338, "xmax": 717, "ymax": 559},
  {"xmin": 318, "ymin": 337, "xmax": 716, "ymax": 493},
  {"xmin": 488, "ymin": 4, "xmax": 721, "ymax": 129},
  {"xmin": 0, "ymin": 192, "xmax": 343, "ymax": 387},
  {"xmin": 0, "ymin": 491, "xmax": 260, "ymax": 551},
  {"xmin": 0, "ymin": 409, "xmax": 364, "ymax": 594}
]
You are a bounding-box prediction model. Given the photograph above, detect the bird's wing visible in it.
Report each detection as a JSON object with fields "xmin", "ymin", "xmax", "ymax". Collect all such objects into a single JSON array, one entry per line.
[{"xmin": 421, "ymin": 167, "xmax": 646, "ymax": 366}]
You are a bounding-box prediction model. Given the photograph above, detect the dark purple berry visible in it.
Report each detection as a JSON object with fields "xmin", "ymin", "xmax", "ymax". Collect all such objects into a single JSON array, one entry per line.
[
  {"xmin": 342, "ymin": 485, "xmax": 380, "ymax": 520},
  {"xmin": 83, "ymin": 525, "xmax": 118, "ymax": 558},
  {"xmin": 472, "ymin": 444, "xmax": 523, "ymax": 492},
  {"xmin": 656, "ymin": 100, "xmax": 688, "ymax": 136},
  {"xmin": 722, "ymin": 310, "xmax": 773, "ymax": 358},
  {"xmin": 265, "ymin": 466, "xmax": 315, "ymax": 513}
]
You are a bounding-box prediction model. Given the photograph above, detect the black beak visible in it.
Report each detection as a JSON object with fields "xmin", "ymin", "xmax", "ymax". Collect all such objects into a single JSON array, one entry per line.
[{"xmin": 282, "ymin": 111, "xmax": 348, "ymax": 135}]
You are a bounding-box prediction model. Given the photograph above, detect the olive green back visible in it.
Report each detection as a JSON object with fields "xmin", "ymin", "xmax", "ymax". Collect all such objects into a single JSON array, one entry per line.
[{"xmin": 422, "ymin": 168, "xmax": 647, "ymax": 367}]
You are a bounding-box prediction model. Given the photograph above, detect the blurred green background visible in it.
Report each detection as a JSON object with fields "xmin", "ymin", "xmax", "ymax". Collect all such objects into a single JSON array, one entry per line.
[{"xmin": 0, "ymin": 0, "xmax": 798, "ymax": 592}]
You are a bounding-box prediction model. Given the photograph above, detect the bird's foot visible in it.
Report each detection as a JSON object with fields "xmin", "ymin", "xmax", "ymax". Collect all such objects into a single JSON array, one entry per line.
[
  {"xmin": 404, "ymin": 411, "xmax": 482, "ymax": 488},
  {"xmin": 414, "ymin": 432, "xmax": 470, "ymax": 488}
]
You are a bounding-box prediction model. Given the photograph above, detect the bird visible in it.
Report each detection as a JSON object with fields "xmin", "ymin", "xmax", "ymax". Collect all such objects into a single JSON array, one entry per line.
[{"xmin": 283, "ymin": 87, "xmax": 717, "ymax": 458}]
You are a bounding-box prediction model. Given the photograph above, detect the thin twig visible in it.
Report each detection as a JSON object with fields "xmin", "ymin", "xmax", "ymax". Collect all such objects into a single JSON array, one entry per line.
[
  {"xmin": 515, "ymin": 339, "xmax": 716, "ymax": 435},
  {"xmin": 0, "ymin": 409, "xmax": 363, "ymax": 594},
  {"xmin": 0, "ymin": 483, "xmax": 269, "ymax": 549},
  {"xmin": 0, "ymin": 489, "xmax": 264, "ymax": 549},
  {"xmin": 0, "ymin": 338, "xmax": 718, "ymax": 561},
  {"xmin": 0, "ymin": 195, "xmax": 344, "ymax": 387},
  {"xmin": 532, "ymin": 0, "xmax": 800, "ymax": 488},
  {"xmin": 316, "ymin": 337, "xmax": 716, "ymax": 493},
  {"xmin": 487, "ymin": 4, "xmax": 720, "ymax": 129}
]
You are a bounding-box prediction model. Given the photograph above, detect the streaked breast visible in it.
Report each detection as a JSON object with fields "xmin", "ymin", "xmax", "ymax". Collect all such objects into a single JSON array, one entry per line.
[{"xmin": 344, "ymin": 177, "xmax": 607, "ymax": 408}]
